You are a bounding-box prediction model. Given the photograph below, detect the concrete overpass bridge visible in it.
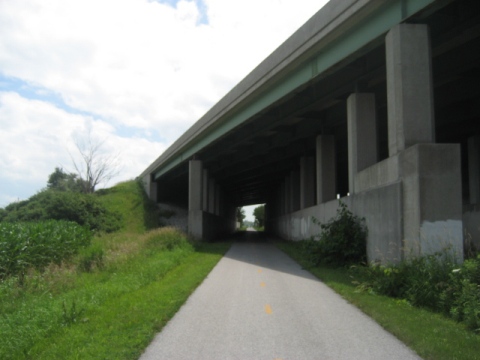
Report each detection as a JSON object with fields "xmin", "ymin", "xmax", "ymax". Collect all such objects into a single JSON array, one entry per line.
[{"xmin": 141, "ymin": 0, "xmax": 480, "ymax": 263}]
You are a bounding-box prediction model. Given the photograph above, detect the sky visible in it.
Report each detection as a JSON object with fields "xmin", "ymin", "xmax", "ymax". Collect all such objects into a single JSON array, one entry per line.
[{"xmin": 0, "ymin": 0, "xmax": 328, "ymax": 211}]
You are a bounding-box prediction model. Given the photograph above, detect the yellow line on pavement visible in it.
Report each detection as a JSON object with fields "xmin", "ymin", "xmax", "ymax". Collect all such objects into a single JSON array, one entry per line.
[
  {"xmin": 260, "ymin": 282, "xmax": 266, "ymax": 287},
  {"xmin": 265, "ymin": 304, "xmax": 272, "ymax": 314}
]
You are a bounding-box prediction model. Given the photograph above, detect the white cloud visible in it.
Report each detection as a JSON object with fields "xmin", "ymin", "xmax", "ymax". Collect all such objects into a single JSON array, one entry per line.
[
  {"xmin": 0, "ymin": 0, "xmax": 328, "ymax": 205},
  {"xmin": 0, "ymin": 92, "xmax": 166, "ymax": 206}
]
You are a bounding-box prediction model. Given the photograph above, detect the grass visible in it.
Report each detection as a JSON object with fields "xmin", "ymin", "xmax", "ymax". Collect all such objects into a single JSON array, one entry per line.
[
  {"xmin": 276, "ymin": 240, "xmax": 480, "ymax": 360},
  {"xmin": 26, "ymin": 244, "xmax": 228, "ymax": 359},
  {"xmin": 0, "ymin": 180, "xmax": 231, "ymax": 359},
  {"xmin": 96, "ymin": 180, "xmax": 159, "ymax": 233}
]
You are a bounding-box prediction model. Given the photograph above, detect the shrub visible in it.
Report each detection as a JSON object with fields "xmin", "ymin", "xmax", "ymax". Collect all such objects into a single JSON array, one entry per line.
[
  {"xmin": 354, "ymin": 252, "xmax": 480, "ymax": 332},
  {"xmin": 310, "ymin": 201, "xmax": 367, "ymax": 266},
  {"xmin": 354, "ymin": 263, "xmax": 410, "ymax": 298},
  {"xmin": 450, "ymin": 279, "xmax": 480, "ymax": 331},
  {"xmin": 447, "ymin": 256, "xmax": 480, "ymax": 331},
  {"xmin": 1, "ymin": 190, "xmax": 122, "ymax": 233},
  {"xmin": 405, "ymin": 255, "xmax": 456, "ymax": 310}
]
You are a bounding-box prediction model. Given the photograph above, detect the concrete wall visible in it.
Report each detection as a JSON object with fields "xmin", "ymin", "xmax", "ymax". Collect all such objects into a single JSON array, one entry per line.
[
  {"xmin": 272, "ymin": 198, "xmax": 341, "ymax": 242},
  {"xmin": 188, "ymin": 210, "xmax": 236, "ymax": 241},
  {"xmin": 271, "ymin": 183, "xmax": 404, "ymax": 264},
  {"xmin": 141, "ymin": 173, "xmax": 156, "ymax": 202},
  {"xmin": 271, "ymin": 144, "xmax": 464, "ymax": 264},
  {"xmin": 157, "ymin": 203, "xmax": 188, "ymax": 233}
]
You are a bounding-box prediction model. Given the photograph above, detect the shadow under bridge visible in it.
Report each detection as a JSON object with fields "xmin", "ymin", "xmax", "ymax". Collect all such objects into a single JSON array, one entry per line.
[{"xmin": 140, "ymin": 0, "xmax": 480, "ymax": 266}]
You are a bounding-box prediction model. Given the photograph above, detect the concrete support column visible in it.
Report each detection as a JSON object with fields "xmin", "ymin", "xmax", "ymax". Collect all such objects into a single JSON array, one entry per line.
[
  {"xmin": 142, "ymin": 174, "xmax": 157, "ymax": 202},
  {"xmin": 300, "ymin": 157, "xmax": 315, "ymax": 209},
  {"xmin": 384, "ymin": 25, "xmax": 462, "ymax": 261},
  {"xmin": 279, "ymin": 182, "xmax": 285, "ymax": 215},
  {"xmin": 202, "ymin": 170, "xmax": 209, "ymax": 212},
  {"xmin": 188, "ymin": 160, "xmax": 203, "ymax": 211},
  {"xmin": 208, "ymin": 178, "xmax": 216, "ymax": 214},
  {"xmin": 347, "ymin": 93, "xmax": 377, "ymax": 194},
  {"xmin": 284, "ymin": 176, "xmax": 291, "ymax": 214},
  {"xmin": 316, "ymin": 135, "xmax": 336, "ymax": 204},
  {"xmin": 386, "ymin": 24, "xmax": 435, "ymax": 156},
  {"xmin": 215, "ymin": 185, "xmax": 221, "ymax": 216},
  {"xmin": 188, "ymin": 160, "xmax": 203, "ymax": 239},
  {"xmin": 468, "ymin": 135, "xmax": 480, "ymax": 205},
  {"xmin": 290, "ymin": 170, "xmax": 300, "ymax": 212},
  {"xmin": 149, "ymin": 178, "xmax": 158, "ymax": 203}
]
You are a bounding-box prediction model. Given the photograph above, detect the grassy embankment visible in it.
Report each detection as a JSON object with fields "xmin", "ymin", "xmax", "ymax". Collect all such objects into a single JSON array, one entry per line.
[
  {"xmin": 277, "ymin": 241, "xmax": 480, "ymax": 360},
  {"xmin": 0, "ymin": 180, "xmax": 230, "ymax": 360}
]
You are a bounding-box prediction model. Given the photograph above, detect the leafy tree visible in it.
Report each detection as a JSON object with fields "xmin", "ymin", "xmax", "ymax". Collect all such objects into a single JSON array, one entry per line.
[
  {"xmin": 1, "ymin": 190, "xmax": 121, "ymax": 232},
  {"xmin": 236, "ymin": 207, "xmax": 246, "ymax": 227},
  {"xmin": 253, "ymin": 205, "xmax": 265, "ymax": 228},
  {"xmin": 0, "ymin": 168, "xmax": 122, "ymax": 232},
  {"xmin": 47, "ymin": 167, "xmax": 82, "ymax": 192}
]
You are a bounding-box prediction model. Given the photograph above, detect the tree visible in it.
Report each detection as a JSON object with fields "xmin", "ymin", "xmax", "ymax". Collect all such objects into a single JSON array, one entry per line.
[
  {"xmin": 0, "ymin": 169, "xmax": 122, "ymax": 232},
  {"xmin": 70, "ymin": 132, "xmax": 121, "ymax": 193},
  {"xmin": 236, "ymin": 207, "xmax": 246, "ymax": 227},
  {"xmin": 47, "ymin": 167, "xmax": 82, "ymax": 192},
  {"xmin": 253, "ymin": 204, "xmax": 265, "ymax": 228}
]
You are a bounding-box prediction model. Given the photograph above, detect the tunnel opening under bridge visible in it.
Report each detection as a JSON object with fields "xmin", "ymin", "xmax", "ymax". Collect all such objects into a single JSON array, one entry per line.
[{"xmin": 142, "ymin": 0, "xmax": 480, "ymax": 262}]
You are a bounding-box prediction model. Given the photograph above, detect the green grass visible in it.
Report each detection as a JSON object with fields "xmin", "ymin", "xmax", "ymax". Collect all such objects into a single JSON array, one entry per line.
[
  {"xmin": 28, "ymin": 244, "xmax": 228, "ymax": 359},
  {"xmin": 0, "ymin": 180, "xmax": 231, "ymax": 359},
  {"xmin": 277, "ymin": 241, "xmax": 480, "ymax": 360},
  {"xmin": 96, "ymin": 180, "xmax": 159, "ymax": 233},
  {"xmin": 0, "ymin": 220, "xmax": 92, "ymax": 279}
]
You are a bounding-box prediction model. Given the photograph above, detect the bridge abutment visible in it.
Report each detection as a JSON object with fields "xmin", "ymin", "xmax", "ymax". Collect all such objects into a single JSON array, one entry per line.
[
  {"xmin": 187, "ymin": 160, "xmax": 236, "ymax": 240},
  {"xmin": 272, "ymin": 23, "xmax": 464, "ymax": 263},
  {"xmin": 142, "ymin": 0, "xmax": 479, "ymax": 261}
]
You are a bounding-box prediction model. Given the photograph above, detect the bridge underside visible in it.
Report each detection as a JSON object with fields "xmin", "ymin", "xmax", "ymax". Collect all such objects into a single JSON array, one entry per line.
[{"xmin": 142, "ymin": 0, "xmax": 480, "ymax": 263}]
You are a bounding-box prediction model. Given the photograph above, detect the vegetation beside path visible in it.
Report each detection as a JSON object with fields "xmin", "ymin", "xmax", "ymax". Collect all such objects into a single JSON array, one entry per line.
[
  {"xmin": 277, "ymin": 241, "xmax": 480, "ymax": 360},
  {"xmin": 0, "ymin": 180, "xmax": 230, "ymax": 359}
]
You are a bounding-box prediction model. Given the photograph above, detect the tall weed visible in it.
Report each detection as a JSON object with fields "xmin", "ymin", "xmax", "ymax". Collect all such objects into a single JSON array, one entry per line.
[
  {"xmin": 0, "ymin": 220, "xmax": 91, "ymax": 280},
  {"xmin": 354, "ymin": 252, "xmax": 480, "ymax": 332}
]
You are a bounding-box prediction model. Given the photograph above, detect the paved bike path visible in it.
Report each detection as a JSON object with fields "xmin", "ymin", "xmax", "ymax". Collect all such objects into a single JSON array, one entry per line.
[{"xmin": 139, "ymin": 242, "xmax": 421, "ymax": 360}]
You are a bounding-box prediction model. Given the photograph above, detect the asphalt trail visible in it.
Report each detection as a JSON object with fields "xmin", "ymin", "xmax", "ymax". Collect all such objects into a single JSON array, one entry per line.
[{"xmin": 139, "ymin": 241, "xmax": 421, "ymax": 360}]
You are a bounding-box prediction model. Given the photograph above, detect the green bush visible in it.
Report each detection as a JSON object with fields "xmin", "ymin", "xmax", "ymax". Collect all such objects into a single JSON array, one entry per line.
[
  {"xmin": 2, "ymin": 190, "xmax": 122, "ymax": 233},
  {"xmin": 355, "ymin": 253, "xmax": 480, "ymax": 332},
  {"xmin": 0, "ymin": 220, "xmax": 92, "ymax": 280},
  {"xmin": 354, "ymin": 262, "xmax": 410, "ymax": 298},
  {"xmin": 310, "ymin": 201, "xmax": 367, "ymax": 266},
  {"xmin": 446, "ymin": 256, "xmax": 480, "ymax": 331}
]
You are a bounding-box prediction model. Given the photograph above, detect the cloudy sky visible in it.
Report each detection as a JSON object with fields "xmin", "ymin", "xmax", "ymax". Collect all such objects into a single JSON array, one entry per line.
[{"xmin": 0, "ymin": 0, "xmax": 328, "ymax": 217}]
